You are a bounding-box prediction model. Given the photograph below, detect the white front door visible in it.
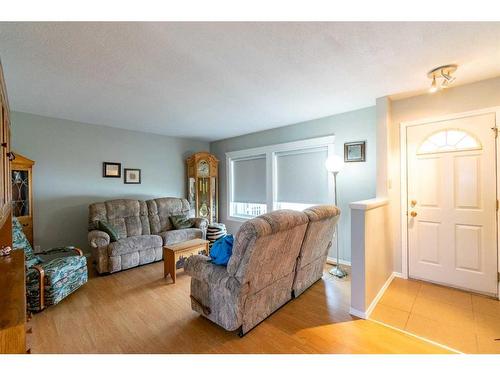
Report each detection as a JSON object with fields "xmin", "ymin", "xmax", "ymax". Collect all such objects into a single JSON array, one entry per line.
[{"xmin": 407, "ymin": 113, "xmax": 498, "ymax": 295}]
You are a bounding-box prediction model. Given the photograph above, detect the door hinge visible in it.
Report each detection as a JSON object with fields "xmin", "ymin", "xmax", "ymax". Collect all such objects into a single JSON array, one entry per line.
[
  {"xmin": 497, "ymin": 200, "xmax": 499, "ymax": 211},
  {"xmin": 492, "ymin": 127, "xmax": 499, "ymax": 138},
  {"xmin": 498, "ymin": 272, "xmax": 500, "ymax": 282}
]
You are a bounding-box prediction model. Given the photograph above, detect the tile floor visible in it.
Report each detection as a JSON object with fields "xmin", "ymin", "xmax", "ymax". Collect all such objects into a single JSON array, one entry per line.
[{"xmin": 370, "ymin": 277, "xmax": 500, "ymax": 353}]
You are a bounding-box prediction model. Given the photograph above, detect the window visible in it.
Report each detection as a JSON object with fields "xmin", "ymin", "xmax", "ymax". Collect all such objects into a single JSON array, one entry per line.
[
  {"xmin": 418, "ymin": 129, "xmax": 481, "ymax": 155},
  {"xmin": 275, "ymin": 147, "xmax": 330, "ymax": 210},
  {"xmin": 227, "ymin": 136, "xmax": 334, "ymax": 220},
  {"xmin": 230, "ymin": 155, "xmax": 267, "ymax": 219}
]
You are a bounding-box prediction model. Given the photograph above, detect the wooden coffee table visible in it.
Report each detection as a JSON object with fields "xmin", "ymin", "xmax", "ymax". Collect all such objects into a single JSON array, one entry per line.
[{"xmin": 163, "ymin": 239, "xmax": 210, "ymax": 283}]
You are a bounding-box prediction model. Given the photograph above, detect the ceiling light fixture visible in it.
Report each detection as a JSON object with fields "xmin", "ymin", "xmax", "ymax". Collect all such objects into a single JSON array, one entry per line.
[
  {"xmin": 429, "ymin": 76, "xmax": 438, "ymax": 93},
  {"xmin": 427, "ymin": 64, "xmax": 458, "ymax": 93}
]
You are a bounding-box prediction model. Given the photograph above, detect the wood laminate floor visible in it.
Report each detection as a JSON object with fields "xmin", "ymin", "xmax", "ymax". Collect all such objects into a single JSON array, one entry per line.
[
  {"xmin": 30, "ymin": 262, "xmax": 451, "ymax": 354},
  {"xmin": 371, "ymin": 277, "xmax": 500, "ymax": 353}
]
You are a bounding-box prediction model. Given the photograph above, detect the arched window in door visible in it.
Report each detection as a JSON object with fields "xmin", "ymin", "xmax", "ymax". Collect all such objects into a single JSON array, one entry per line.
[{"xmin": 417, "ymin": 129, "xmax": 481, "ymax": 155}]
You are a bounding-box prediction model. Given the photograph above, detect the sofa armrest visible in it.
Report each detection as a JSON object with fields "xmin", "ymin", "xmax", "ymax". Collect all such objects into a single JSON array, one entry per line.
[
  {"xmin": 88, "ymin": 230, "xmax": 110, "ymax": 248},
  {"xmin": 38, "ymin": 246, "xmax": 84, "ymax": 262},
  {"xmin": 185, "ymin": 254, "xmax": 238, "ymax": 290},
  {"xmin": 42, "ymin": 246, "xmax": 83, "ymax": 256},
  {"xmin": 191, "ymin": 217, "xmax": 208, "ymax": 231}
]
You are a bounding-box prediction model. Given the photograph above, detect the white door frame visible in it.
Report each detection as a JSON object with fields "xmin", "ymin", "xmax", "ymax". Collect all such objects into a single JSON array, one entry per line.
[{"xmin": 400, "ymin": 106, "xmax": 500, "ymax": 298}]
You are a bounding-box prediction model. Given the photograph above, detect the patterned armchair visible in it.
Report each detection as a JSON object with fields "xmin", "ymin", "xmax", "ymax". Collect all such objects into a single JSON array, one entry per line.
[{"xmin": 12, "ymin": 217, "xmax": 88, "ymax": 312}]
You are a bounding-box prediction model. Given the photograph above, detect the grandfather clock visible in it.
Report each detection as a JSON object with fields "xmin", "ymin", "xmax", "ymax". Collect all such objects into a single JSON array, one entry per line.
[{"xmin": 186, "ymin": 152, "xmax": 219, "ymax": 223}]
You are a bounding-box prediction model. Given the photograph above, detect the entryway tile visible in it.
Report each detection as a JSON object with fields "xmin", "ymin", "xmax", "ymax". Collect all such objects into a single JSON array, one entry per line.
[
  {"xmin": 405, "ymin": 313, "xmax": 478, "ymax": 353},
  {"xmin": 378, "ymin": 287, "xmax": 417, "ymax": 312},
  {"xmin": 411, "ymin": 296, "xmax": 475, "ymax": 331},
  {"xmin": 475, "ymin": 307, "xmax": 500, "ymax": 353},
  {"xmin": 370, "ymin": 278, "xmax": 499, "ymax": 353},
  {"xmin": 418, "ymin": 282, "xmax": 472, "ymax": 308},
  {"xmin": 472, "ymin": 295, "xmax": 500, "ymax": 318},
  {"xmin": 391, "ymin": 277, "xmax": 422, "ymax": 295},
  {"xmin": 476, "ymin": 335, "xmax": 500, "ymax": 354},
  {"xmin": 474, "ymin": 312, "xmax": 500, "ymax": 336},
  {"xmin": 370, "ymin": 304, "xmax": 409, "ymax": 330}
]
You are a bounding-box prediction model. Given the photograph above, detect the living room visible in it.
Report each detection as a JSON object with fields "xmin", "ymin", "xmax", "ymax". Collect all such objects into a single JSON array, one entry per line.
[{"xmin": 1, "ymin": 1, "xmax": 500, "ymax": 373}]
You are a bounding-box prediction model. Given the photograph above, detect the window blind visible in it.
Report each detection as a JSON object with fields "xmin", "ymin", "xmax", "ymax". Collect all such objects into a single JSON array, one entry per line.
[
  {"xmin": 232, "ymin": 155, "xmax": 266, "ymax": 204},
  {"xmin": 276, "ymin": 147, "xmax": 330, "ymax": 204}
]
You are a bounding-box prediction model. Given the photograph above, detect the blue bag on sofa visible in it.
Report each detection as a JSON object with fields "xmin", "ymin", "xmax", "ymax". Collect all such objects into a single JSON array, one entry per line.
[{"xmin": 210, "ymin": 234, "xmax": 234, "ymax": 266}]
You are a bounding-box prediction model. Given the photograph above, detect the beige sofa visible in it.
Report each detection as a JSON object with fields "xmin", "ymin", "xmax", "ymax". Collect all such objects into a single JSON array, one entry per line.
[
  {"xmin": 293, "ymin": 205, "xmax": 340, "ymax": 297},
  {"xmin": 185, "ymin": 205, "xmax": 340, "ymax": 336},
  {"xmin": 88, "ymin": 197, "xmax": 208, "ymax": 274}
]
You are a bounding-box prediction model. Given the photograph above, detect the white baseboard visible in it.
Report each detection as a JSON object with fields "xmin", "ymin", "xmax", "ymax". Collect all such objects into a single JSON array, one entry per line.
[
  {"xmin": 365, "ymin": 272, "xmax": 396, "ymax": 318},
  {"xmin": 350, "ymin": 271, "xmax": 397, "ymax": 320},
  {"xmin": 349, "ymin": 307, "xmax": 368, "ymax": 319},
  {"xmin": 326, "ymin": 257, "xmax": 351, "ymax": 267},
  {"xmin": 393, "ymin": 272, "xmax": 404, "ymax": 279}
]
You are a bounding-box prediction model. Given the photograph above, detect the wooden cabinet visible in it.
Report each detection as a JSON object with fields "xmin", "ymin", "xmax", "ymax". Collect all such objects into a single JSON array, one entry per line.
[
  {"xmin": 0, "ymin": 59, "xmax": 12, "ymax": 232},
  {"xmin": 186, "ymin": 152, "xmax": 219, "ymax": 223},
  {"xmin": 0, "ymin": 251, "xmax": 26, "ymax": 354},
  {"xmin": 0, "ymin": 59, "xmax": 27, "ymax": 354},
  {"xmin": 11, "ymin": 153, "xmax": 35, "ymax": 246}
]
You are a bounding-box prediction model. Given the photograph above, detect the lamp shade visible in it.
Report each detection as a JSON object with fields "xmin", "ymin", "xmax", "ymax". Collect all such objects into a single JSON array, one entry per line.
[{"xmin": 325, "ymin": 155, "xmax": 344, "ymax": 173}]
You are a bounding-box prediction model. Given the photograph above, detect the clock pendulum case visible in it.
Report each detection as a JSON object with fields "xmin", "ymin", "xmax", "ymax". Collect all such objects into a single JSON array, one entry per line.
[{"xmin": 186, "ymin": 152, "xmax": 219, "ymax": 223}]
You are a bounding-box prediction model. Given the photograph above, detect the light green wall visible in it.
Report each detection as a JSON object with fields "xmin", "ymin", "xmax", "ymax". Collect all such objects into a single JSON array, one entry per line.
[
  {"xmin": 11, "ymin": 111, "xmax": 209, "ymax": 252},
  {"xmin": 209, "ymin": 106, "xmax": 377, "ymax": 263}
]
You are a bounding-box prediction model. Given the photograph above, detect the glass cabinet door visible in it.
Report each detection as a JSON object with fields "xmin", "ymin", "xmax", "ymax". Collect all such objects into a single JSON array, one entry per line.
[{"xmin": 12, "ymin": 169, "xmax": 30, "ymax": 217}]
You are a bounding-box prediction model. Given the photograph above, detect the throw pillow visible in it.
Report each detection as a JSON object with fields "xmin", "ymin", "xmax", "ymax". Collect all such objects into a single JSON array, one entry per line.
[
  {"xmin": 97, "ymin": 220, "xmax": 119, "ymax": 242},
  {"xmin": 170, "ymin": 215, "xmax": 193, "ymax": 229},
  {"xmin": 210, "ymin": 234, "xmax": 234, "ymax": 266}
]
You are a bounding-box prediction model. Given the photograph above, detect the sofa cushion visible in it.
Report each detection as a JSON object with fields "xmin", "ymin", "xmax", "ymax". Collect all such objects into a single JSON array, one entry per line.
[
  {"xmin": 40, "ymin": 256, "xmax": 87, "ymax": 284},
  {"xmin": 170, "ymin": 214, "xmax": 193, "ymax": 229},
  {"xmin": 26, "ymin": 258, "xmax": 88, "ymax": 312},
  {"xmin": 97, "ymin": 220, "xmax": 119, "ymax": 242},
  {"xmin": 298, "ymin": 205, "xmax": 340, "ymax": 268},
  {"xmin": 12, "ymin": 217, "xmax": 41, "ymax": 267},
  {"xmin": 146, "ymin": 198, "xmax": 190, "ymax": 234},
  {"xmin": 160, "ymin": 228, "xmax": 203, "ymax": 246},
  {"xmin": 88, "ymin": 199, "xmax": 151, "ymax": 239},
  {"xmin": 228, "ymin": 209, "xmax": 309, "ymax": 291},
  {"xmin": 108, "ymin": 235, "xmax": 163, "ymax": 256}
]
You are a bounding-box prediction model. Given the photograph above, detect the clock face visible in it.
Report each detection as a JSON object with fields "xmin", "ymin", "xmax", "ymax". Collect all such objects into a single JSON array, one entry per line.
[{"xmin": 197, "ymin": 160, "xmax": 209, "ymax": 177}]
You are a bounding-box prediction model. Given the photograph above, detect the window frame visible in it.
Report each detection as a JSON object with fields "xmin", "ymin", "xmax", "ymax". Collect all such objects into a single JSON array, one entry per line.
[
  {"xmin": 416, "ymin": 128, "xmax": 482, "ymax": 155},
  {"xmin": 226, "ymin": 136, "xmax": 335, "ymax": 222}
]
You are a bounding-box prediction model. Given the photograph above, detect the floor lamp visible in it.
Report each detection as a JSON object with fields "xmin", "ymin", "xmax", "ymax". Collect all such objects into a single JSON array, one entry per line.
[{"xmin": 325, "ymin": 155, "xmax": 347, "ymax": 278}]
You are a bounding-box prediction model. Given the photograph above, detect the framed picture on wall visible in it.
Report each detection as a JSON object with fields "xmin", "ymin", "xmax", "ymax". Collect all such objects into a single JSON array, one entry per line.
[
  {"xmin": 124, "ymin": 168, "xmax": 141, "ymax": 184},
  {"xmin": 344, "ymin": 141, "xmax": 366, "ymax": 162},
  {"xmin": 103, "ymin": 162, "xmax": 122, "ymax": 178}
]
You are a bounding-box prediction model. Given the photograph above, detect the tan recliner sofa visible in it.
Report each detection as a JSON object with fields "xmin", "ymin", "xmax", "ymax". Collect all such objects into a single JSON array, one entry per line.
[
  {"xmin": 185, "ymin": 205, "xmax": 340, "ymax": 336},
  {"xmin": 293, "ymin": 205, "xmax": 341, "ymax": 297},
  {"xmin": 88, "ymin": 197, "xmax": 208, "ymax": 274}
]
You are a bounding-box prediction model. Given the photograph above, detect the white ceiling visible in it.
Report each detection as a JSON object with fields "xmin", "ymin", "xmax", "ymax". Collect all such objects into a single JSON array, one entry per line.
[{"xmin": 1, "ymin": 22, "xmax": 500, "ymax": 141}]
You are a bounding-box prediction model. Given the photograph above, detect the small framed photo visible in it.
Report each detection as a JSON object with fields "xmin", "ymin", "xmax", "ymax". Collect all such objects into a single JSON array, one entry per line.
[
  {"xmin": 103, "ymin": 162, "xmax": 121, "ymax": 178},
  {"xmin": 124, "ymin": 168, "xmax": 141, "ymax": 184},
  {"xmin": 344, "ymin": 141, "xmax": 366, "ymax": 162}
]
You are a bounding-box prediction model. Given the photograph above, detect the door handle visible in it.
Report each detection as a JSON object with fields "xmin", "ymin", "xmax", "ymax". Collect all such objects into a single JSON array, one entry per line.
[
  {"xmin": 410, "ymin": 200, "xmax": 417, "ymax": 207},
  {"xmin": 410, "ymin": 211, "xmax": 418, "ymax": 217}
]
